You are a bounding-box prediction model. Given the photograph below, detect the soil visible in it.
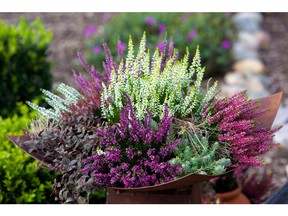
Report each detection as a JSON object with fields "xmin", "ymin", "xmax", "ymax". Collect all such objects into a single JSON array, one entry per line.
[
  {"xmin": 0, "ymin": 12, "xmax": 287, "ymax": 202},
  {"xmin": 260, "ymin": 13, "xmax": 288, "ymax": 104}
]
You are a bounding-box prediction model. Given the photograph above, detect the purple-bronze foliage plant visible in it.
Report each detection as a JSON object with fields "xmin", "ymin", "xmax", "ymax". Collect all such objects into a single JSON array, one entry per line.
[
  {"xmin": 82, "ymin": 96, "xmax": 182, "ymax": 188},
  {"xmin": 202, "ymin": 91, "xmax": 279, "ymax": 167}
]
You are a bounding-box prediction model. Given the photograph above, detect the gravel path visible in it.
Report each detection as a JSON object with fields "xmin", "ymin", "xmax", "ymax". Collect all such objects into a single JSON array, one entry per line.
[
  {"xmin": 260, "ymin": 13, "xmax": 288, "ymax": 104},
  {"xmin": 259, "ymin": 12, "xmax": 288, "ymax": 192}
]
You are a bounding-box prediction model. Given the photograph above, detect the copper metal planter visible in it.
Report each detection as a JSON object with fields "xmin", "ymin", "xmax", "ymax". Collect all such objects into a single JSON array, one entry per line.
[{"xmin": 6, "ymin": 92, "xmax": 283, "ymax": 204}]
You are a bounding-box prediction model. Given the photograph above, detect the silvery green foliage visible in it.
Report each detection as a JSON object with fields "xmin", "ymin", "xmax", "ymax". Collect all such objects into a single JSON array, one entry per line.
[
  {"xmin": 101, "ymin": 33, "xmax": 218, "ymax": 122},
  {"xmin": 170, "ymin": 132, "xmax": 231, "ymax": 175},
  {"xmin": 27, "ymin": 83, "xmax": 83, "ymax": 121}
]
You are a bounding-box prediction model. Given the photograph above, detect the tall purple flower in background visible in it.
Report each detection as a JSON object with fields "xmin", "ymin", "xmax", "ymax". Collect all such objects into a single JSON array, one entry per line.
[
  {"xmin": 181, "ymin": 15, "xmax": 187, "ymax": 23},
  {"xmin": 158, "ymin": 23, "xmax": 166, "ymax": 35},
  {"xmin": 186, "ymin": 30, "xmax": 198, "ymax": 42},
  {"xmin": 117, "ymin": 40, "xmax": 126, "ymax": 59},
  {"xmin": 145, "ymin": 17, "xmax": 156, "ymax": 26},
  {"xmin": 103, "ymin": 13, "xmax": 111, "ymax": 22},
  {"xmin": 83, "ymin": 25, "xmax": 97, "ymax": 36},
  {"xmin": 221, "ymin": 40, "xmax": 231, "ymax": 49},
  {"xmin": 93, "ymin": 45, "xmax": 102, "ymax": 54}
]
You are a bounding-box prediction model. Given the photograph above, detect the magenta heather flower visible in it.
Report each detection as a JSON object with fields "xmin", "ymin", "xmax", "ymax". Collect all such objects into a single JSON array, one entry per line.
[
  {"xmin": 83, "ymin": 25, "xmax": 97, "ymax": 36},
  {"xmin": 144, "ymin": 17, "xmax": 156, "ymax": 26},
  {"xmin": 221, "ymin": 40, "xmax": 231, "ymax": 49},
  {"xmin": 186, "ymin": 30, "xmax": 198, "ymax": 42},
  {"xmin": 157, "ymin": 41, "xmax": 166, "ymax": 53},
  {"xmin": 203, "ymin": 91, "xmax": 279, "ymax": 167},
  {"xmin": 82, "ymin": 97, "xmax": 182, "ymax": 188},
  {"xmin": 72, "ymin": 43, "xmax": 117, "ymax": 100}
]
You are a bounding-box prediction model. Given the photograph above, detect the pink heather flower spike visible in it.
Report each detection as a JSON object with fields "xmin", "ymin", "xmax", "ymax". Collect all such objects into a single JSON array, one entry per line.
[
  {"xmin": 117, "ymin": 40, "xmax": 126, "ymax": 59},
  {"xmin": 204, "ymin": 91, "xmax": 279, "ymax": 167}
]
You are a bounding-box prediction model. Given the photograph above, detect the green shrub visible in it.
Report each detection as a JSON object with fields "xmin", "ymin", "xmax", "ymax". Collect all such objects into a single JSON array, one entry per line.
[
  {"xmin": 84, "ymin": 12, "xmax": 234, "ymax": 77},
  {"xmin": 0, "ymin": 102, "xmax": 56, "ymax": 204},
  {"xmin": 0, "ymin": 17, "xmax": 52, "ymax": 118}
]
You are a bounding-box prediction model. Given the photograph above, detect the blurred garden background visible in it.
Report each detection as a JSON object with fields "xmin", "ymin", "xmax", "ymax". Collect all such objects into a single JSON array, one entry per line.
[{"xmin": 0, "ymin": 12, "xmax": 288, "ymax": 204}]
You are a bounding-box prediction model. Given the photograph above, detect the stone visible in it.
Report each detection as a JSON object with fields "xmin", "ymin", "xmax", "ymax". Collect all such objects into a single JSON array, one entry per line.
[
  {"xmin": 272, "ymin": 105, "xmax": 288, "ymax": 127},
  {"xmin": 233, "ymin": 32, "xmax": 260, "ymax": 60},
  {"xmin": 233, "ymin": 42, "xmax": 259, "ymax": 60},
  {"xmin": 224, "ymin": 72, "xmax": 246, "ymax": 85},
  {"xmin": 253, "ymin": 31, "xmax": 271, "ymax": 47},
  {"xmin": 219, "ymin": 84, "xmax": 246, "ymax": 98},
  {"xmin": 274, "ymin": 124, "xmax": 288, "ymax": 149},
  {"xmin": 222, "ymin": 70, "xmax": 270, "ymax": 99},
  {"xmin": 233, "ymin": 58, "xmax": 265, "ymax": 73},
  {"xmin": 232, "ymin": 13, "xmax": 263, "ymax": 33}
]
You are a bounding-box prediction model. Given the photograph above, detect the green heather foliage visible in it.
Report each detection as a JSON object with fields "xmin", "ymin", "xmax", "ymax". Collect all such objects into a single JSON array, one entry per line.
[
  {"xmin": 101, "ymin": 34, "xmax": 218, "ymax": 123},
  {"xmin": 0, "ymin": 17, "xmax": 52, "ymax": 118},
  {"xmin": 0, "ymin": 103, "xmax": 56, "ymax": 204},
  {"xmin": 85, "ymin": 12, "xmax": 234, "ymax": 77},
  {"xmin": 170, "ymin": 131, "xmax": 231, "ymax": 175}
]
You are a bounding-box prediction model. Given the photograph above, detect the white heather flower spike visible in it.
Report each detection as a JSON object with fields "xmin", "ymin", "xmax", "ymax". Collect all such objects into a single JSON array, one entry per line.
[
  {"xmin": 27, "ymin": 83, "xmax": 83, "ymax": 121},
  {"xmin": 101, "ymin": 33, "xmax": 218, "ymax": 122}
]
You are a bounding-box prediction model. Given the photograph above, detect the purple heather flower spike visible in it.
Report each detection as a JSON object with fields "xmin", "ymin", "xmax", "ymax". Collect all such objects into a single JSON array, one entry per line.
[
  {"xmin": 81, "ymin": 97, "xmax": 181, "ymax": 188},
  {"xmin": 157, "ymin": 41, "xmax": 166, "ymax": 53},
  {"xmin": 117, "ymin": 40, "xmax": 126, "ymax": 60}
]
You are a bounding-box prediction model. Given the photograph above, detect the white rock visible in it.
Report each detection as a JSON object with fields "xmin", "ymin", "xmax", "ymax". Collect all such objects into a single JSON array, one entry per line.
[
  {"xmin": 273, "ymin": 124, "xmax": 288, "ymax": 149},
  {"xmin": 233, "ymin": 58, "xmax": 265, "ymax": 74},
  {"xmin": 224, "ymin": 72, "xmax": 246, "ymax": 85},
  {"xmin": 233, "ymin": 32, "xmax": 261, "ymax": 60},
  {"xmin": 253, "ymin": 31, "xmax": 271, "ymax": 47},
  {"xmin": 232, "ymin": 13, "xmax": 263, "ymax": 33},
  {"xmin": 219, "ymin": 84, "xmax": 246, "ymax": 98},
  {"xmin": 272, "ymin": 105, "xmax": 288, "ymax": 127},
  {"xmin": 233, "ymin": 42, "xmax": 259, "ymax": 60}
]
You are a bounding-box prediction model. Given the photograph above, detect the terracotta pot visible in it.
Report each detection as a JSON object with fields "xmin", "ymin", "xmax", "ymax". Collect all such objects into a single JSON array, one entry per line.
[{"xmin": 216, "ymin": 186, "xmax": 251, "ymax": 204}]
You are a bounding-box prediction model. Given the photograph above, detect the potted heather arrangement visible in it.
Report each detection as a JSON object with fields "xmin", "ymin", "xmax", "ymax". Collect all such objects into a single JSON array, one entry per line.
[{"xmin": 7, "ymin": 33, "xmax": 282, "ymax": 204}]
